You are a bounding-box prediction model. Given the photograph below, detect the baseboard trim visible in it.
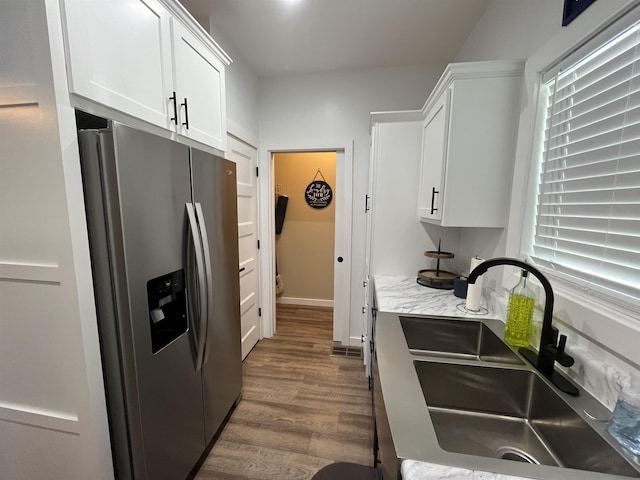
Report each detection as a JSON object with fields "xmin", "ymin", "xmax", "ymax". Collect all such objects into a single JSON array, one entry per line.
[{"xmin": 276, "ymin": 297, "xmax": 334, "ymax": 308}]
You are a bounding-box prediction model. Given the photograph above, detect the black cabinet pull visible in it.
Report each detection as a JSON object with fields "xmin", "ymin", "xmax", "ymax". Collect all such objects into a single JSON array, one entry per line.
[
  {"xmin": 181, "ymin": 97, "xmax": 189, "ymax": 129},
  {"xmin": 430, "ymin": 186, "xmax": 439, "ymax": 214},
  {"xmin": 364, "ymin": 194, "xmax": 370, "ymax": 212},
  {"xmin": 239, "ymin": 267, "xmax": 246, "ymax": 273},
  {"xmin": 169, "ymin": 92, "xmax": 178, "ymax": 125}
]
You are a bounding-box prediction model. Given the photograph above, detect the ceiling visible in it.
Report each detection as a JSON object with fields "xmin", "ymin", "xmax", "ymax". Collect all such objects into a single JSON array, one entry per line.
[{"xmin": 179, "ymin": 0, "xmax": 491, "ymax": 77}]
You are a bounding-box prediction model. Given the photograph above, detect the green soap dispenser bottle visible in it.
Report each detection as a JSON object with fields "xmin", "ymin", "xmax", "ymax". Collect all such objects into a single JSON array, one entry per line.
[{"xmin": 504, "ymin": 270, "xmax": 535, "ymax": 347}]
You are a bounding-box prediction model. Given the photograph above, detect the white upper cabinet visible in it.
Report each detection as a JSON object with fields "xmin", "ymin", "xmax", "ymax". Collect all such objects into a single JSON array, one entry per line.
[
  {"xmin": 61, "ymin": 0, "xmax": 230, "ymax": 151},
  {"xmin": 417, "ymin": 61, "xmax": 524, "ymax": 227},
  {"xmin": 172, "ymin": 19, "xmax": 227, "ymax": 149},
  {"xmin": 62, "ymin": 0, "xmax": 174, "ymax": 129},
  {"xmin": 417, "ymin": 92, "xmax": 448, "ymax": 222}
]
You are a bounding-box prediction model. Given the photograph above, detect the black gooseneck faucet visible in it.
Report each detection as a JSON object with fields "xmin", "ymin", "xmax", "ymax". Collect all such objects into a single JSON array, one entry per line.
[{"xmin": 467, "ymin": 257, "xmax": 579, "ymax": 396}]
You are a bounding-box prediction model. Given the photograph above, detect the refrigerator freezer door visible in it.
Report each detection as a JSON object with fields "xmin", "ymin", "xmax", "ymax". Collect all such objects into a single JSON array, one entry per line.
[
  {"xmin": 190, "ymin": 149, "xmax": 243, "ymax": 441},
  {"xmin": 82, "ymin": 123, "xmax": 206, "ymax": 480}
]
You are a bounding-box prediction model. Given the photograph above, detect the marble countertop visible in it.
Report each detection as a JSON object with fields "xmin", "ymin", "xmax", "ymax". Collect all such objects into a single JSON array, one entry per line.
[
  {"xmin": 373, "ymin": 275, "xmax": 497, "ymax": 319},
  {"xmin": 401, "ymin": 460, "xmax": 536, "ymax": 480}
]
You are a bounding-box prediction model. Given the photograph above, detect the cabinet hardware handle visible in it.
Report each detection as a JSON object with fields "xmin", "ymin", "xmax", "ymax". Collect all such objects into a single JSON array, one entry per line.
[
  {"xmin": 430, "ymin": 187, "xmax": 439, "ymax": 214},
  {"xmin": 364, "ymin": 194, "xmax": 370, "ymax": 212},
  {"xmin": 239, "ymin": 267, "xmax": 246, "ymax": 273},
  {"xmin": 181, "ymin": 97, "xmax": 190, "ymax": 129},
  {"xmin": 169, "ymin": 92, "xmax": 178, "ymax": 125}
]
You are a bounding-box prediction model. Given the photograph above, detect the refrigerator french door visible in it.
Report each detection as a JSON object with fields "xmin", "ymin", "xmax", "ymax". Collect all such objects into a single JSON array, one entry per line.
[{"xmin": 79, "ymin": 121, "xmax": 242, "ymax": 480}]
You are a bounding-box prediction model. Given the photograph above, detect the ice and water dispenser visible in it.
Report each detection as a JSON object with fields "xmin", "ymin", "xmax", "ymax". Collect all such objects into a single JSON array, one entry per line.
[{"xmin": 147, "ymin": 270, "xmax": 188, "ymax": 353}]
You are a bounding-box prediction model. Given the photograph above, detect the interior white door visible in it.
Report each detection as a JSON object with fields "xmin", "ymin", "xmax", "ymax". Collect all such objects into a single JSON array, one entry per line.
[
  {"xmin": 228, "ymin": 134, "xmax": 260, "ymax": 359},
  {"xmin": 333, "ymin": 148, "xmax": 352, "ymax": 344}
]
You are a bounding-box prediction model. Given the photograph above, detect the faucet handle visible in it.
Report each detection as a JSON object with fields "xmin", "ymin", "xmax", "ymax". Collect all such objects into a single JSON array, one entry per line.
[
  {"xmin": 557, "ymin": 334, "xmax": 567, "ymax": 356},
  {"xmin": 541, "ymin": 332, "xmax": 575, "ymax": 368},
  {"xmin": 556, "ymin": 334, "xmax": 574, "ymax": 368}
]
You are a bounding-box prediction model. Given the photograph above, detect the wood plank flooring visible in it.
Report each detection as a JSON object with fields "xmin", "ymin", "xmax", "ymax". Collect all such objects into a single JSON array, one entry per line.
[{"xmin": 194, "ymin": 304, "xmax": 374, "ymax": 480}]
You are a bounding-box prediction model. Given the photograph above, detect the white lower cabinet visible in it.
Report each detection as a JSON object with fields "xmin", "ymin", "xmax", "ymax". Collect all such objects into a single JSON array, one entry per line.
[
  {"xmin": 61, "ymin": 0, "xmax": 229, "ymax": 151},
  {"xmin": 417, "ymin": 60, "xmax": 524, "ymax": 227}
]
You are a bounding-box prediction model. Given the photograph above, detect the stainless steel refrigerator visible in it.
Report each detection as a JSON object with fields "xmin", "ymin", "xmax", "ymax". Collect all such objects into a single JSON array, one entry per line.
[{"xmin": 79, "ymin": 121, "xmax": 242, "ymax": 479}]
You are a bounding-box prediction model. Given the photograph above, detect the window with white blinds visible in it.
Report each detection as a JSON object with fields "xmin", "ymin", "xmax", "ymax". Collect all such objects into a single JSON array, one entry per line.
[{"xmin": 533, "ymin": 19, "xmax": 640, "ymax": 305}]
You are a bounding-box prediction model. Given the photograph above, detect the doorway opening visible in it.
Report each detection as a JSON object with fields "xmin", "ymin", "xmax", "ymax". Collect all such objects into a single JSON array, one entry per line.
[
  {"xmin": 273, "ymin": 152, "xmax": 336, "ymax": 316},
  {"xmin": 258, "ymin": 143, "xmax": 353, "ymax": 346}
]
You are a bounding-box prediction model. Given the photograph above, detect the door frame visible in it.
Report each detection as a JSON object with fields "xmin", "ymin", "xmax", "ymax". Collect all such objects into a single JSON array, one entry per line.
[{"xmin": 259, "ymin": 140, "xmax": 353, "ymax": 344}]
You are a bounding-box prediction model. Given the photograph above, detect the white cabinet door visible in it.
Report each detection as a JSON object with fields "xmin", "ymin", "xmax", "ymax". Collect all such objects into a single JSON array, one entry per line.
[
  {"xmin": 172, "ymin": 20, "xmax": 227, "ymax": 151},
  {"xmin": 62, "ymin": 0, "xmax": 173, "ymax": 129},
  {"xmin": 417, "ymin": 92, "xmax": 448, "ymax": 221}
]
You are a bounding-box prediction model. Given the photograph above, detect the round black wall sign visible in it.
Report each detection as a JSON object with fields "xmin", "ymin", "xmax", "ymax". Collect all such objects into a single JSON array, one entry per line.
[{"xmin": 305, "ymin": 180, "xmax": 333, "ymax": 209}]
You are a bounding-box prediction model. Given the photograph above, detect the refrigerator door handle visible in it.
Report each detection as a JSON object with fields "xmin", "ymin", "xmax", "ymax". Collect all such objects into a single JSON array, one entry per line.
[
  {"xmin": 195, "ymin": 203, "xmax": 213, "ymax": 365},
  {"xmin": 186, "ymin": 202, "xmax": 208, "ymax": 372}
]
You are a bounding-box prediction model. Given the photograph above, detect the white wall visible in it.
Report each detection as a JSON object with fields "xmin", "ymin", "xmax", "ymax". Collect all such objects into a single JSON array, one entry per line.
[
  {"xmin": 455, "ymin": 0, "xmax": 563, "ymax": 63},
  {"xmin": 259, "ymin": 65, "xmax": 446, "ymax": 342},
  {"xmin": 207, "ymin": 19, "xmax": 259, "ymax": 142},
  {"xmin": 453, "ymin": 0, "xmax": 640, "ymax": 407},
  {"xmin": 452, "ymin": 0, "xmax": 565, "ymax": 280}
]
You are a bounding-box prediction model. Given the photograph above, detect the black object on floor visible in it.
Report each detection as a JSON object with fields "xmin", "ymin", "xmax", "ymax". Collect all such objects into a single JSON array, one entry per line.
[{"xmin": 312, "ymin": 462, "xmax": 380, "ymax": 480}]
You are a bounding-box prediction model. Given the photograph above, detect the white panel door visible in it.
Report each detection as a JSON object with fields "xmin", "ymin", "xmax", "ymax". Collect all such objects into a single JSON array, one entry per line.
[
  {"xmin": 333, "ymin": 148, "xmax": 353, "ymax": 344},
  {"xmin": 172, "ymin": 20, "xmax": 227, "ymax": 150},
  {"xmin": 62, "ymin": 0, "xmax": 173, "ymax": 128},
  {"xmin": 228, "ymin": 135, "xmax": 260, "ymax": 359}
]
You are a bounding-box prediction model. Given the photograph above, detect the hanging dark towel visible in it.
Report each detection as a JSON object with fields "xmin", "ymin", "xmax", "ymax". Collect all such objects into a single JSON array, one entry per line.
[
  {"xmin": 275, "ymin": 195, "xmax": 288, "ymax": 235},
  {"xmin": 275, "ymin": 195, "xmax": 288, "ymax": 296}
]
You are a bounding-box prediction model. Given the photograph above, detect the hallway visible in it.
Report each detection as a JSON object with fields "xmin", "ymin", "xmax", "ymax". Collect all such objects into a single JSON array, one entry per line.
[{"xmin": 194, "ymin": 304, "xmax": 374, "ymax": 479}]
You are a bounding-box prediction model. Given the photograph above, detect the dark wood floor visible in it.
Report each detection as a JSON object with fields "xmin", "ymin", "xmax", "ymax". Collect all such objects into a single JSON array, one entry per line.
[{"xmin": 194, "ymin": 304, "xmax": 374, "ymax": 480}]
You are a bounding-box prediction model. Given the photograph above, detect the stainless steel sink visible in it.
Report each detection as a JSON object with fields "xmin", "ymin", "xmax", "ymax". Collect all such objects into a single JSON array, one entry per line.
[
  {"xmin": 400, "ymin": 316, "xmax": 523, "ymax": 365},
  {"xmin": 414, "ymin": 361, "xmax": 640, "ymax": 477}
]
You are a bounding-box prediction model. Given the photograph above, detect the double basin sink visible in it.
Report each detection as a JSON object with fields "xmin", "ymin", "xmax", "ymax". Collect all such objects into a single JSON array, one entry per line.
[{"xmin": 399, "ymin": 315, "xmax": 640, "ymax": 478}]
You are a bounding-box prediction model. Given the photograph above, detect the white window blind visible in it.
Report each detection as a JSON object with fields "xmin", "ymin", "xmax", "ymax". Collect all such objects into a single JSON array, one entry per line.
[{"xmin": 534, "ymin": 20, "xmax": 640, "ymax": 305}]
